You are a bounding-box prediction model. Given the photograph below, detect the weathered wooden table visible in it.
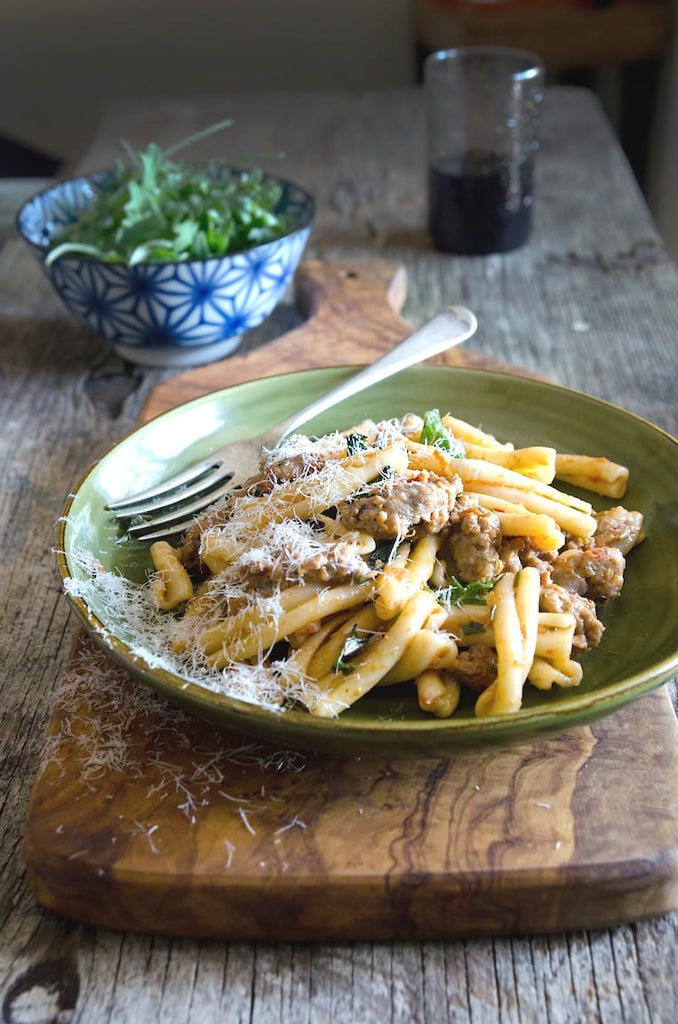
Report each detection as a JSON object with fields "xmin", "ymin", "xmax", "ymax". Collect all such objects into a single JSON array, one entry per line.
[{"xmin": 2, "ymin": 86, "xmax": 677, "ymax": 1022}]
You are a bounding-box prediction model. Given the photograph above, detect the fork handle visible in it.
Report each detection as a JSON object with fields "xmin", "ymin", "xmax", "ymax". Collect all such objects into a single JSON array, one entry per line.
[{"xmin": 272, "ymin": 305, "xmax": 478, "ymax": 441}]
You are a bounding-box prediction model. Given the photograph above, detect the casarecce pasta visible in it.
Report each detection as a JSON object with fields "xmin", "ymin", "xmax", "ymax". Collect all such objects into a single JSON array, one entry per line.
[{"xmin": 149, "ymin": 410, "xmax": 644, "ymax": 719}]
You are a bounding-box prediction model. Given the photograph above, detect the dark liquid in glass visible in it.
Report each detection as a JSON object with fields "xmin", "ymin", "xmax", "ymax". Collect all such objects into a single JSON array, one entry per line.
[{"xmin": 428, "ymin": 151, "xmax": 533, "ymax": 255}]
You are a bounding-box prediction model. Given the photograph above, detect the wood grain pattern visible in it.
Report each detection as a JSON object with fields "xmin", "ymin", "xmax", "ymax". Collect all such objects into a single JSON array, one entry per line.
[
  {"xmin": 22, "ymin": 638, "xmax": 678, "ymax": 941},
  {"xmin": 141, "ymin": 258, "xmax": 534, "ymax": 423},
  {"xmin": 22, "ymin": 261, "xmax": 678, "ymax": 941}
]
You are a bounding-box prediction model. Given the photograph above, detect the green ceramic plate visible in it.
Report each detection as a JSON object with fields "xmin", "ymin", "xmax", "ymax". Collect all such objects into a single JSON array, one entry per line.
[{"xmin": 57, "ymin": 366, "xmax": 678, "ymax": 755}]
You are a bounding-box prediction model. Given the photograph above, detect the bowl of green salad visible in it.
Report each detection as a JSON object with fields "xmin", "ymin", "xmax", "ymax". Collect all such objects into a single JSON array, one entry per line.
[{"xmin": 16, "ymin": 119, "xmax": 314, "ymax": 367}]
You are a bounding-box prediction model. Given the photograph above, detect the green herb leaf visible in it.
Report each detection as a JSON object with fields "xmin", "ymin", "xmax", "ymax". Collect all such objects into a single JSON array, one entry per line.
[
  {"xmin": 45, "ymin": 119, "xmax": 294, "ymax": 266},
  {"xmin": 435, "ymin": 577, "xmax": 497, "ymax": 609},
  {"xmin": 462, "ymin": 620, "xmax": 487, "ymax": 635},
  {"xmin": 419, "ymin": 409, "xmax": 465, "ymax": 457},
  {"xmin": 367, "ymin": 539, "xmax": 399, "ymax": 568},
  {"xmin": 346, "ymin": 433, "xmax": 369, "ymax": 456},
  {"xmin": 332, "ymin": 627, "xmax": 370, "ymax": 674}
]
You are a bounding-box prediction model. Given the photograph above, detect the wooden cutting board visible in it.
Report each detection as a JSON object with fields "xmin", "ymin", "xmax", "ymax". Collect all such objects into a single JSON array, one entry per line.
[{"xmin": 23, "ymin": 259, "xmax": 678, "ymax": 940}]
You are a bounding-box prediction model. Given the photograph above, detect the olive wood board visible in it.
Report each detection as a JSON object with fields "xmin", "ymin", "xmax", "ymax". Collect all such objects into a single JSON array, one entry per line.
[{"xmin": 23, "ymin": 259, "xmax": 678, "ymax": 940}]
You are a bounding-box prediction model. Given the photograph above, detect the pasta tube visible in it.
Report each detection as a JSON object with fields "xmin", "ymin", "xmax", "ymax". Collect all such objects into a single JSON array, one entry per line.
[
  {"xmin": 375, "ymin": 535, "xmax": 439, "ymax": 619},
  {"xmin": 380, "ymin": 629, "xmax": 458, "ymax": 685},
  {"xmin": 555, "ymin": 453, "xmax": 628, "ymax": 498},
  {"xmin": 305, "ymin": 605, "xmax": 382, "ymax": 680},
  {"xmin": 149, "ymin": 541, "xmax": 193, "ymax": 610},
  {"xmin": 441, "ymin": 413, "xmax": 512, "ymax": 450},
  {"xmin": 475, "ymin": 568, "xmax": 540, "ymax": 717},
  {"xmin": 528, "ymin": 658, "xmax": 583, "ymax": 690},
  {"xmin": 416, "ymin": 670, "xmax": 462, "ymax": 718},
  {"xmin": 204, "ymin": 583, "xmax": 373, "ymax": 667},
  {"xmin": 309, "ymin": 591, "xmax": 439, "ymax": 717},
  {"xmin": 463, "ymin": 444, "xmax": 557, "ymax": 483}
]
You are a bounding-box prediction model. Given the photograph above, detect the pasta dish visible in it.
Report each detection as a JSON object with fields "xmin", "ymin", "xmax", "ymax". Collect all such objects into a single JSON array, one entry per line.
[{"xmin": 148, "ymin": 410, "xmax": 644, "ymax": 719}]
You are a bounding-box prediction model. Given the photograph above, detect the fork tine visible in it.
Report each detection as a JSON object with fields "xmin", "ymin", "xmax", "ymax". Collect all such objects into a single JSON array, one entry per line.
[
  {"xmin": 107, "ymin": 462, "xmax": 233, "ymax": 518},
  {"xmin": 106, "ymin": 449, "xmax": 229, "ymax": 513},
  {"xmin": 124, "ymin": 478, "xmax": 235, "ymax": 541},
  {"xmin": 129, "ymin": 517, "xmax": 198, "ymax": 542}
]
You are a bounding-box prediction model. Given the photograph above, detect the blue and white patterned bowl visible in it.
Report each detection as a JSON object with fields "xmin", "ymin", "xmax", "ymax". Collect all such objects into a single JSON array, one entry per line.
[{"xmin": 17, "ymin": 170, "xmax": 314, "ymax": 367}]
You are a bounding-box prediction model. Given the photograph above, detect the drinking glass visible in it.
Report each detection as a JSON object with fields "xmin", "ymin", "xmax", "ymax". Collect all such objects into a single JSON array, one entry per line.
[{"xmin": 425, "ymin": 46, "xmax": 544, "ymax": 255}]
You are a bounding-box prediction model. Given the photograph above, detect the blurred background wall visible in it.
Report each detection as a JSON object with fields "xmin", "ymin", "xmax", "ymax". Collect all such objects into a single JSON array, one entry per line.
[
  {"xmin": 0, "ymin": 0, "xmax": 416, "ymax": 167},
  {"xmin": 0, "ymin": 0, "xmax": 676, "ymax": 257}
]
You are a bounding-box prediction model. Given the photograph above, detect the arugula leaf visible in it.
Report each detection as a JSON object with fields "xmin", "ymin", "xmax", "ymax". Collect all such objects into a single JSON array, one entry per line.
[
  {"xmin": 419, "ymin": 409, "xmax": 465, "ymax": 457},
  {"xmin": 45, "ymin": 119, "xmax": 293, "ymax": 266},
  {"xmin": 435, "ymin": 576, "xmax": 497, "ymax": 609}
]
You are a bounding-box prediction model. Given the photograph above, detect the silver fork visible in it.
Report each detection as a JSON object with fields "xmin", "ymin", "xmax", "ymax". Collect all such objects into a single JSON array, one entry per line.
[{"xmin": 107, "ymin": 305, "xmax": 478, "ymax": 541}]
